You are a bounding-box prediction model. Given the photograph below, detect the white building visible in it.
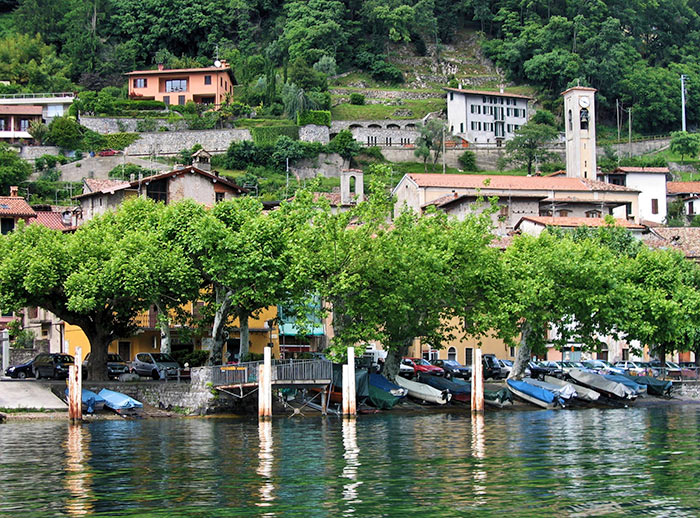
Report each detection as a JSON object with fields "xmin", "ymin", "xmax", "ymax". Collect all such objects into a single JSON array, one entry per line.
[
  {"xmin": 562, "ymin": 86, "xmax": 597, "ymax": 180},
  {"xmin": 0, "ymin": 92, "xmax": 75, "ymax": 141},
  {"xmin": 444, "ymin": 87, "xmax": 531, "ymax": 145},
  {"xmin": 598, "ymin": 167, "xmax": 669, "ymax": 224}
]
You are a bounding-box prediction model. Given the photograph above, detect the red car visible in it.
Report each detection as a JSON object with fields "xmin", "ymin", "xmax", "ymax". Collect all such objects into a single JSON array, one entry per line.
[
  {"xmin": 98, "ymin": 149, "xmax": 119, "ymax": 156},
  {"xmin": 402, "ymin": 357, "xmax": 445, "ymax": 377}
]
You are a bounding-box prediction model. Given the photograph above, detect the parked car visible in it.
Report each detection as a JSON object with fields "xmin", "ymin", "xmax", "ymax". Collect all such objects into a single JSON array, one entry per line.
[
  {"xmin": 401, "ymin": 358, "xmax": 445, "ymax": 377},
  {"xmin": 613, "ymin": 361, "xmax": 646, "ymax": 376},
  {"xmin": 132, "ymin": 352, "xmax": 181, "ymax": 380},
  {"xmin": 5, "ymin": 356, "xmax": 37, "ymax": 379},
  {"xmin": 399, "ymin": 362, "xmax": 415, "ymax": 378},
  {"xmin": 582, "ymin": 359, "xmax": 625, "ymax": 375},
  {"xmin": 636, "ymin": 361, "xmax": 660, "ymax": 377},
  {"xmin": 499, "ymin": 359, "xmax": 513, "ymax": 378},
  {"xmin": 527, "ymin": 361, "xmax": 564, "ymax": 380},
  {"xmin": 82, "ymin": 353, "xmax": 130, "ymax": 380},
  {"xmin": 97, "ymin": 148, "xmax": 119, "ymax": 157},
  {"xmin": 482, "ymin": 354, "xmax": 504, "ymax": 380},
  {"xmin": 432, "ymin": 359, "xmax": 471, "ymax": 380},
  {"xmin": 649, "ymin": 360, "xmax": 682, "ymax": 378},
  {"xmin": 33, "ymin": 353, "xmax": 75, "ymax": 379}
]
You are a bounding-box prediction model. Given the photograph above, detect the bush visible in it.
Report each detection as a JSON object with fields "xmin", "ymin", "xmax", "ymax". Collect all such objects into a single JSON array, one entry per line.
[
  {"xmin": 349, "ymin": 93, "xmax": 365, "ymax": 105},
  {"xmin": 103, "ymin": 132, "xmax": 140, "ymax": 150},
  {"xmin": 313, "ymin": 55, "xmax": 337, "ymax": 76},
  {"xmin": 48, "ymin": 116, "xmax": 83, "ymax": 150},
  {"xmin": 371, "ymin": 61, "xmax": 404, "ymax": 83},
  {"xmin": 114, "ymin": 99, "xmax": 166, "ymax": 111},
  {"xmin": 82, "ymin": 129, "xmax": 107, "ymax": 152},
  {"xmin": 307, "ymin": 91, "xmax": 331, "ymax": 111},
  {"xmin": 136, "ymin": 118, "xmax": 157, "ymax": 132},
  {"xmin": 250, "ymin": 125, "xmax": 299, "ymax": 146},
  {"xmin": 362, "ymin": 146, "xmax": 385, "ymax": 161},
  {"xmin": 172, "ymin": 349, "xmax": 209, "ymax": 368},
  {"xmin": 458, "ymin": 151, "xmax": 477, "ymax": 171},
  {"xmin": 328, "ymin": 129, "xmax": 361, "ymax": 161},
  {"xmin": 109, "ymin": 163, "xmax": 156, "ymax": 180},
  {"xmin": 7, "ymin": 320, "xmax": 34, "ymax": 349},
  {"xmin": 297, "ymin": 110, "xmax": 331, "ymax": 127}
]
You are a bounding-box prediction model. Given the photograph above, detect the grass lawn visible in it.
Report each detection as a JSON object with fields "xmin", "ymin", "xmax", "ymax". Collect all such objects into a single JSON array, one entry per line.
[
  {"xmin": 234, "ymin": 118, "xmax": 295, "ymax": 128},
  {"xmin": 331, "ymin": 98, "xmax": 446, "ymax": 120}
]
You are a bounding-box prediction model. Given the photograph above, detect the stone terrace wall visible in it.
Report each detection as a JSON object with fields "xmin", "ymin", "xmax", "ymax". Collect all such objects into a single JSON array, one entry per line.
[
  {"xmin": 124, "ymin": 129, "xmax": 252, "ymax": 156},
  {"xmin": 19, "ymin": 146, "xmax": 61, "ymax": 161},
  {"xmin": 331, "ymin": 119, "xmax": 422, "ymax": 132},
  {"xmin": 80, "ymin": 116, "xmax": 187, "ymax": 133},
  {"xmin": 299, "ymin": 124, "xmax": 329, "ymax": 144}
]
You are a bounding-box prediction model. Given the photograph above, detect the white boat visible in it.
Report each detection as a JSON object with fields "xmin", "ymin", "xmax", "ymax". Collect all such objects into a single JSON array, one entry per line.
[
  {"xmin": 395, "ymin": 376, "xmax": 451, "ymax": 405},
  {"xmin": 569, "ymin": 368, "xmax": 636, "ymax": 400},
  {"xmin": 544, "ymin": 375, "xmax": 600, "ymax": 402},
  {"xmin": 506, "ymin": 379, "xmax": 559, "ymax": 409},
  {"xmin": 526, "ymin": 378, "xmax": 577, "ymax": 400}
]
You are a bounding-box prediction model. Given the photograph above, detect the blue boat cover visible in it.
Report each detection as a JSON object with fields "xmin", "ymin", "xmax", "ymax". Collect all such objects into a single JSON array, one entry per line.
[
  {"xmin": 507, "ymin": 379, "xmax": 556, "ymax": 404},
  {"xmin": 369, "ymin": 373, "xmax": 405, "ymax": 394},
  {"xmin": 98, "ymin": 388, "xmax": 143, "ymax": 410},
  {"xmin": 420, "ymin": 374, "xmax": 470, "ymax": 395},
  {"xmin": 64, "ymin": 388, "xmax": 105, "ymax": 414}
]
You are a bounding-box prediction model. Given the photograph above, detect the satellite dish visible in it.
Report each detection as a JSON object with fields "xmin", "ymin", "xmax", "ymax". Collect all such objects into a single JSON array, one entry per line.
[{"xmin": 214, "ymin": 60, "xmax": 222, "ymax": 68}]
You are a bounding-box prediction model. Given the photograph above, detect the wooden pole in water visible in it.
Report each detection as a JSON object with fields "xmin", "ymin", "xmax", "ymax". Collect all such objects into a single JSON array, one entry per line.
[
  {"xmin": 68, "ymin": 346, "xmax": 82, "ymax": 422},
  {"xmin": 342, "ymin": 364, "xmax": 349, "ymax": 415},
  {"xmin": 472, "ymin": 348, "xmax": 484, "ymax": 413},
  {"xmin": 258, "ymin": 364, "xmax": 267, "ymax": 419},
  {"xmin": 347, "ymin": 346, "xmax": 356, "ymax": 416},
  {"xmin": 259, "ymin": 346, "xmax": 272, "ymax": 419}
]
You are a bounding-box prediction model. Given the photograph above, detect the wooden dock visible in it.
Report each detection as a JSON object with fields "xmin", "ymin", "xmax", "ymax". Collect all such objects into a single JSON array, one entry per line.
[{"xmin": 211, "ymin": 359, "xmax": 332, "ymax": 390}]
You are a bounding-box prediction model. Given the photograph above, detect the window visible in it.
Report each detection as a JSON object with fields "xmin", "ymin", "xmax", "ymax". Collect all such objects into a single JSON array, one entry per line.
[
  {"xmin": 1, "ymin": 218, "xmax": 14, "ymax": 234},
  {"xmin": 204, "ymin": 75, "xmax": 212, "ymax": 85},
  {"xmin": 690, "ymin": 201, "xmax": 695, "ymax": 215},
  {"xmin": 482, "ymin": 96, "xmax": 487, "ymax": 103},
  {"xmin": 215, "ymin": 192, "xmax": 225, "ymax": 203},
  {"xmin": 509, "ymin": 346, "xmax": 516, "ymax": 357},
  {"xmin": 478, "ymin": 122, "xmax": 482, "ymax": 131},
  {"xmin": 450, "ymin": 125, "xmax": 454, "ymax": 132},
  {"xmin": 133, "ymin": 78, "xmax": 147, "ymax": 88},
  {"xmin": 20, "ymin": 119, "xmax": 29, "ymax": 131},
  {"xmin": 586, "ymin": 210, "xmax": 602, "ymax": 218},
  {"xmin": 28, "ymin": 307, "xmax": 38, "ymax": 319},
  {"xmin": 460, "ymin": 122, "xmax": 464, "ymax": 133},
  {"xmin": 471, "ymin": 105, "xmax": 475, "ymax": 113},
  {"xmin": 163, "ymin": 96, "xmax": 170, "ymax": 106},
  {"xmin": 450, "ymin": 92, "xmax": 454, "ymax": 101},
  {"xmin": 448, "ymin": 347, "xmax": 456, "ymax": 361},
  {"xmin": 0, "ymin": 119, "xmax": 4, "ymax": 131},
  {"xmin": 178, "ymin": 95, "xmax": 185, "ymax": 105},
  {"xmin": 558, "ymin": 209, "xmax": 570, "ymax": 217},
  {"xmin": 165, "ymin": 79, "xmax": 187, "ymax": 92},
  {"xmin": 651, "ymin": 198, "xmax": 659, "ymax": 214},
  {"xmin": 622, "ymin": 349, "xmax": 629, "ymax": 361},
  {"xmin": 465, "ymin": 347, "xmax": 473, "ymax": 366},
  {"xmin": 568, "ymin": 110, "xmax": 573, "ymax": 131}
]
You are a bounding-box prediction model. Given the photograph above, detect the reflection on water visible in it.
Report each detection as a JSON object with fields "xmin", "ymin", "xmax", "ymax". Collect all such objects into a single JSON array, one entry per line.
[
  {"xmin": 64, "ymin": 424, "xmax": 93, "ymax": 517},
  {"xmin": 0, "ymin": 406, "xmax": 699, "ymax": 517}
]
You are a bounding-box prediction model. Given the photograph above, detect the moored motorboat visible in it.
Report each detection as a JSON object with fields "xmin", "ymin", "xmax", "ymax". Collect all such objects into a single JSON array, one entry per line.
[
  {"xmin": 569, "ymin": 368, "xmax": 636, "ymax": 400},
  {"xmin": 506, "ymin": 378, "xmax": 560, "ymax": 409},
  {"xmin": 64, "ymin": 388, "xmax": 105, "ymax": 413},
  {"xmin": 603, "ymin": 373, "xmax": 647, "ymax": 397},
  {"xmin": 420, "ymin": 374, "xmax": 470, "ymax": 403},
  {"xmin": 623, "ymin": 375, "xmax": 672, "ymax": 397},
  {"xmin": 368, "ymin": 373, "xmax": 407, "ymax": 409},
  {"xmin": 544, "ymin": 375, "xmax": 600, "ymax": 402},
  {"xmin": 395, "ymin": 376, "xmax": 451, "ymax": 405},
  {"xmin": 525, "ymin": 378, "xmax": 577, "ymax": 400},
  {"xmin": 97, "ymin": 388, "xmax": 143, "ymax": 415}
]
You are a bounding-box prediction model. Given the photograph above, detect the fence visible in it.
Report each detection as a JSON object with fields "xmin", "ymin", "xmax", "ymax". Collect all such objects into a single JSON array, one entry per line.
[
  {"xmin": 0, "ymin": 92, "xmax": 75, "ymax": 99},
  {"xmin": 211, "ymin": 359, "xmax": 332, "ymax": 387}
]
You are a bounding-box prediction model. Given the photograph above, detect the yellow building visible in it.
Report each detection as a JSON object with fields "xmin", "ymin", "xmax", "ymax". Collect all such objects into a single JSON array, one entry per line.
[{"xmin": 408, "ymin": 331, "xmax": 516, "ymax": 365}]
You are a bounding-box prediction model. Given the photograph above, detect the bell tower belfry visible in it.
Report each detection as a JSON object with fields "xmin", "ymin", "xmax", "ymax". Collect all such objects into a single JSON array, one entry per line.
[{"xmin": 562, "ymin": 86, "xmax": 597, "ymax": 179}]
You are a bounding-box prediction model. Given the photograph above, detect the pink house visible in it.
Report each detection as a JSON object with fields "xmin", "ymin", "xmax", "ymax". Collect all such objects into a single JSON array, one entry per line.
[{"xmin": 125, "ymin": 61, "xmax": 235, "ymax": 108}]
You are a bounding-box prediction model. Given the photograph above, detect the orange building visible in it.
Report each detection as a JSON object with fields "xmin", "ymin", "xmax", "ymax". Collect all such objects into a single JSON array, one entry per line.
[{"xmin": 125, "ymin": 62, "xmax": 235, "ymax": 107}]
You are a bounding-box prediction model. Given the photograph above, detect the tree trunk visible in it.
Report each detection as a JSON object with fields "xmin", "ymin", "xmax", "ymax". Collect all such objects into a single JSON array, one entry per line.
[
  {"xmin": 659, "ymin": 344, "xmax": 666, "ymax": 379},
  {"xmin": 209, "ymin": 285, "xmax": 234, "ymax": 365},
  {"xmin": 508, "ymin": 323, "xmax": 532, "ymax": 380},
  {"xmin": 85, "ymin": 325, "xmax": 112, "ymax": 382},
  {"xmin": 238, "ymin": 309, "xmax": 251, "ymax": 360},
  {"xmin": 156, "ymin": 303, "xmax": 171, "ymax": 354},
  {"xmin": 383, "ymin": 339, "xmax": 412, "ymax": 383}
]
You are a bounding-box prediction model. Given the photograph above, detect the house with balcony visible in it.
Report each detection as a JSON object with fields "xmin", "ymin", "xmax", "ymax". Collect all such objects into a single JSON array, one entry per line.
[
  {"xmin": 598, "ymin": 166, "xmax": 670, "ymax": 224},
  {"xmin": 0, "ymin": 92, "xmax": 75, "ymax": 142},
  {"xmin": 125, "ymin": 62, "xmax": 235, "ymax": 107},
  {"xmin": 445, "ymin": 87, "xmax": 532, "ymax": 146}
]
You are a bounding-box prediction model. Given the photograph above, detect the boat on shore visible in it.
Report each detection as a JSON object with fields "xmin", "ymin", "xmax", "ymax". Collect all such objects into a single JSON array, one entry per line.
[
  {"xmin": 368, "ymin": 373, "xmax": 407, "ymax": 409},
  {"xmin": 544, "ymin": 375, "xmax": 600, "ymax": 402},
  {"xmin": 506, "ymin": 378, "xmax": 560, "ymax": 409},
  {"xmin": 64, "ymin": 388, "xmax": 105, "ymax": 413},
  {"xmin": 526, "ymin": 378, "xmax": 577, "ymax": 400},
  {"xmin": 419, "ymin": 374, "xmax": 470, "ymax": 403},
  {"xmin": 97, "ymin": 388, "xmax": 143, "ymax": 415},
  {"xmin": 395, "ymin": 376, "xmax": 451, "ymax": 405},
  {"xmin": 569, "ymin": 368, "xmax": 636, "ymax": 400},
  {"xmin": 623, "ymin": 375, "xmax": 672, "ymax": 397}
]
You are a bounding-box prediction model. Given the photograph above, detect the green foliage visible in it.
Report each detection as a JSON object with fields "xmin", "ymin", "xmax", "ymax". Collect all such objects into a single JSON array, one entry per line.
[
  {"xmin": 328, "ymin": 129, "xmax": 360, "ymax": 162},
  {"xmin": 177, "ymin": 143, "xmax": 203, "ymax": 166},
  {"xmin": 531, "ymin": 109, "xmax": 557, "ymax": 127},
  {"xmin": 458, "ymin": 151, "xmax": 477, "ymax": 171},
  {"xmin": 0, "ymin": 143, "xmax": 32, "ymax": 194},
  {"xmin": 250, "ymin": 125, "xmax": 299, "ymax": 146},
  {"xmin": 171, "ymin": 349, "xmax": 209, "ymax": 367},
  {"xmin": 103, "ymin": 133, "xmax": 140, "ymax": 151},
  {"xmin": 109, "ymin": 163, "xmax": 157, "ymax": 181},
  {"xmin": 289, "ymin": 57, "xmax": 328, "ymax": 92},
  {"xmin": 670, "ymin": 131, "xmax": 700, "ymax": 163},
  {"xmin": 349, "ymin": 93, "xmax": 365, "ymax": 105},
  {"xmin": 28, "ymin": 121, "xmax": 49, "ymax": 145},
  {"xmin": 0, "ymin": 32, "xmax": 73, "ymax": 91},
  {"xmin": 313, "ymin": 55, "xmax": 336, "ymax": 76},
  {"xmin": 666, "ymin": 199, "xmax": 687, "ymax": 226},
  {"xmin": 306, "ymin": 91, "xmax": 331, "ymax": 111},
  {"xmin": 414, "ymin": 120, "xmax": 450, "ymax": 171},
  {"xmin": 296, "ymin": 110, "xmax": 331, "ymax": 127},
  {"xmin": 7, "ymin": 319, "xmax": 34, "ymax": 348},
  {"xmin": 82, "ymin": 130, "xmax": 107, "ymax": 152},
  {"xmin": 48, "ymin": 116, "xmax": 83, "ymax": 150},
  {"xmin": 505, "ymin": 122, "xmax": 559, "ymax": 175}
]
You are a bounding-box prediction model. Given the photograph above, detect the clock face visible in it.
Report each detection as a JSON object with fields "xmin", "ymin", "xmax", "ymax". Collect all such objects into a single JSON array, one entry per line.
[{"xmin": 579, "ymin": 96, "xmax": 590, "ymax": 108}]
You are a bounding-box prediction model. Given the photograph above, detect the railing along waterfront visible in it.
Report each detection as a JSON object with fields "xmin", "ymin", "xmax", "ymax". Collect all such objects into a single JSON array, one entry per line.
[{"xmin": 211, "ymin": 359, "xmax": 332, "ymax": 387}]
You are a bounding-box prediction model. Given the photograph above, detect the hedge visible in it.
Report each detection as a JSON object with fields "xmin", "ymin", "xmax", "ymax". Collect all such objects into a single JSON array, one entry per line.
[
  {"xmin": 297, "ymin": 110, "xmax": 331, "ymax": 127},
  {"xmin": 103, "ymin": 132, "xmax": 140, "ymax": 150},
  {"xmin": 114, "ymin": 99, "xmax": 167, "ymax": 111},
  {"xmin": 250, "ymin": 125, "xmax": 299, "ymax": 146}
]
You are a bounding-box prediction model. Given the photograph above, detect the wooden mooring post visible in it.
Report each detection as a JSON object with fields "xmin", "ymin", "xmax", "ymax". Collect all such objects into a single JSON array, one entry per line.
[
  {"xmin": 68, "ymin": 346, "xmax": 82, "ymax": 422},
  {"xmin": 342, "ymin": 346, "xmax": 356, "ymax": 417},
  {"xmin": 471, "ymin": 348, "xmax": 484, "ymax": 413},
  {"xmin": 258, "ymin": 346, "xmax": 272, "ymax": 419}
]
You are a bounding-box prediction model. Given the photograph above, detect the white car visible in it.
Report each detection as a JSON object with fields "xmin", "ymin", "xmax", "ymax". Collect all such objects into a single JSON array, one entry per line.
[{"xmin": 614, "ymin": 361, "xmax": 645, "ymax": 376}]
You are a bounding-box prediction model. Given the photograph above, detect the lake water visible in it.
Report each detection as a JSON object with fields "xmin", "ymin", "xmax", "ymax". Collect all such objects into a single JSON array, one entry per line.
[{"xmin": 1, "ymin": 406, "xmax": 700, "ymax": 517}]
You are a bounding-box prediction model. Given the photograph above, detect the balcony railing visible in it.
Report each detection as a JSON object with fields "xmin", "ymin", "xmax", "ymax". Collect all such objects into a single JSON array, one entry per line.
[{"xmin": 0, "ymin": 92, "xmax": 75, "ymax": 99}]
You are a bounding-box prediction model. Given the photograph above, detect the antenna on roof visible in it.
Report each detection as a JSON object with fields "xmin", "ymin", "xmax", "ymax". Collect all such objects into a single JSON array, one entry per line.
[{"xmin": 214, "ymin": 45, "xmax": 221, "ymax": 67}]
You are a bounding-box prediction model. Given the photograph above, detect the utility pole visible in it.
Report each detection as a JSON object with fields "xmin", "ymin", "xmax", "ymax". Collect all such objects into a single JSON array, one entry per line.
[
  {"xmin": 616, "ymin": 99, "xmax": 621, "ymax": 142},
  {"xmin": 628, "ymin": 107, "xmax": 632, "ymax": 158},
  {"xmin": 442, "ymin": 125, "xmax": 446, "ymax": 174},
  {"xmin": 681, "ymin": 74, "xmax": 688, "ymax": 132}
]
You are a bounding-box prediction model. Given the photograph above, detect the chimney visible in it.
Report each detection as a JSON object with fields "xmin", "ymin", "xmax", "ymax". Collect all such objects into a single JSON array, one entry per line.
[
  {"xmin": 61, "ymin": 211, "xmax": 72, "ymax": 226},
  {"xmin": 158, "ymin": 63, "xmax": 164, "ymax": 71},
  {"xmin": 499, "ymin": 87, "xmax": 504, "ymax": 94},
  {"xmin": 9, "ymin": 186, "xmax": 18, "ymax": 197}
]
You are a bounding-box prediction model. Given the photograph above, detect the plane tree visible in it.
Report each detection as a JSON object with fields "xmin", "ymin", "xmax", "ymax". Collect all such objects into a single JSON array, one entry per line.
[{"xmin": 0, "ymin": 198, "xmax": 201, "ymax": 380}]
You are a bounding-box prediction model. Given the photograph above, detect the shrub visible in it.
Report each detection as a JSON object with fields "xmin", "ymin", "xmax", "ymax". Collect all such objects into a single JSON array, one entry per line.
[
  {"xmin": 103, "ymin": 132, "xmax": 140, "ymax": 150},
  {"xmin": 136, "ymin": 118, "xmax": 157, "ymax": 132},
  {"xmin": 362, "ymin": 146, "xmax": 385, "ymax": 161},
  {"xmin": 297, "ymin": 110, "xmax": 331, "ymax": 127},
  {"xmin": 48, "ymin": 117, "xmax": 83, "ymax": 150},
  {"xmin": 7, "ymin": 320, "xmax": 34, "ymax": 349},
  {"xmin": 349, "ymin": 93, "xmax": 365, "ymax": 105},
  {"xmin": 28, "ymin": 121, "xmax": 49, "ymax": 144},
  {"xmin": 250, "ymin": 125, "xmax": 299, "ymax": 146},
  {"xmin": 272, "ymin": 136, "xmax": 306, "ymax": 170},
  {"xmin": 371, "ymin": 61, "xmax": 404, "ymax": 83},
  {"xmin": 109, "ymin": 163, "xmax": 156, "ymax": 180},
  {"xmin": 82, "ymin": 129, "xmax": 107, "ymax": 152},
  {"xmin": 313, "ymin": 55, "xmax": 337, "ymax": 76},
  {"xmin": 40, "ymin": 169, "xmax": 61, "ymax": 182},
  {"xmin": 114, "ymin": 99, "xmax": 166, "ymax": 111},
  {"xmin": 307, "ymin": 91, "xmax": 331, "ymax": 111},
  {"xmin": 328, "ymin": 129, "xmax": 361, "ymax": 162},
  {"xmin": 458, "ymin": 151, "xmax": 478, "ymax": 171}
]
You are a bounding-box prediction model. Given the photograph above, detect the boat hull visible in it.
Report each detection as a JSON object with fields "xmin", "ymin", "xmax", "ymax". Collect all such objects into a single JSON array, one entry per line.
[
  {"xmin": 395, "ymin": 376, "xmax": 451, "ymax": 405},
  {"xmin": 506, "ymin": 379, "xmax": 559, "ymax": 409}
]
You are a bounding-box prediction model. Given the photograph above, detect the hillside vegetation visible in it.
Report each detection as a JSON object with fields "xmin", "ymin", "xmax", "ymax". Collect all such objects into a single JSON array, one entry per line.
[{"xmin": 2, "ymin": 1, "xmax": 700, "ymax": 134}]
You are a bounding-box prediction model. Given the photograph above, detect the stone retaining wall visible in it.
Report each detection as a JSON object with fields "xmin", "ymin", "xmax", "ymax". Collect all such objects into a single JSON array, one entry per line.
[
  {"xmin": 124, "ymin": 129, "xmax": 252, "ymax": 156},
  {"xmin": 80, "ymin": 116, "xmax": 187, "ymax": 134},
  {"xmin": 299, "ymin": 124, "xmax": 330, "ymax": 144},
  {"xmin": 19, "ymin": 146, "xmax": 61, "ymax": 161},
  {"xmin": 291, "ymin": 152, "xmax": 345, "ymax": 179}
]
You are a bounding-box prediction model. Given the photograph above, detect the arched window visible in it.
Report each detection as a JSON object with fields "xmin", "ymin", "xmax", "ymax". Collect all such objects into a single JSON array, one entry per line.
[
  {"xmin": 568, "ymin": 109, "xmax": 573, "ymax": 131},
  {"xmin": 448, "ymin": 347, "xmax": 457, "ymax": 361}
]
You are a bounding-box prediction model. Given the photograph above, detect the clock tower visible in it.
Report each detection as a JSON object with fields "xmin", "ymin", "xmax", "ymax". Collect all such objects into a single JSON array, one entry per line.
[{"xmin": 562, "ymin": 86, "xmax": 597, "ymax": 179}]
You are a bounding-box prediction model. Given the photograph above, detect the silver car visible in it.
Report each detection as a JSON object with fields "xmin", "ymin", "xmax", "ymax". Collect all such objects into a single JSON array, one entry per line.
[{"xmin": 132, "ymin": 352, "xmax": 180, "ymax": 380}]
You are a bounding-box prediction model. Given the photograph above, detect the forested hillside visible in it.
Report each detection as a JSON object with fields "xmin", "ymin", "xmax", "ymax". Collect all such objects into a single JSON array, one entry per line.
[{"xmin": 2, "ymin": 0, "xmax": 700, "ymax": 133}]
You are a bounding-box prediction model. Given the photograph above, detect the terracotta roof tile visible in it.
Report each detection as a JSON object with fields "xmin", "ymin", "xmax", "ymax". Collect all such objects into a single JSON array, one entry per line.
[
  {"xmin": 613, "ymin": 166, "xmax": 670, "ymax": 174},
  {"xmin": 648, "ymin": 227, "xmax": 700, "ymax": 258},
  {"xmin": 83, "ymin": 178, "xmax": 130, "ymax": 194},
  {"xmin": 125, "ymin": 66, "xmax": 233, "ymax": 76},
  {"xmin": 515, "ymin": 216, "xmax": 645, "ymax": 230},
  {"xmin": 0, "ymin": 105, "xmax": 43, "ymax": 115},
  {"xmin": 407, "ymin": 173, "xmax": 639, "ymax": 192},
  {"xmin": 0, "ymin": 197, "xmax": 36, "ymax": 217},
  {"xmin": 667, "ymin": 181, "xmax": 700, "ymax": 194},
  {"xmin": 444, "ymin": 87, "xmax": 533, "ymax": 100},
  {"xmin": 29, "ymin": 211, "xmax": 75, "ymax": 231}
]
